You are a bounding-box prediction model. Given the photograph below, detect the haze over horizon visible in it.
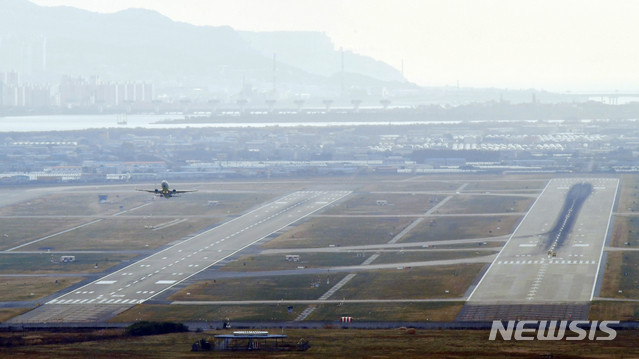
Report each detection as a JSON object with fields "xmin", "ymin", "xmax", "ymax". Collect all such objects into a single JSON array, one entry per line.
[{"xmin": 28, "ymin": 0, "xmax": 639, "ymax": 93}]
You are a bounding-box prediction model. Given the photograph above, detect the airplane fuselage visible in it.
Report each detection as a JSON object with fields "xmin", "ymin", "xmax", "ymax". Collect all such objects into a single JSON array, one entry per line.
[
  {"xmin": 156, "ymin": 180, "xmax": 177, "ymax": 198},
  {"xmin": 138, "ymin": 180, "xmax": 195, "ymax": 198}
]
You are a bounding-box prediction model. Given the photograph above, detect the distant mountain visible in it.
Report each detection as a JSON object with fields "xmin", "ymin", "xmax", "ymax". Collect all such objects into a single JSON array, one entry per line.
[
  {"xmin": 239, "ymin": 31, "xmax": 405, "ymax": 83},
  {"xmin": 0, "ymin": 0, "xmax": 410, "ymax": 95}
]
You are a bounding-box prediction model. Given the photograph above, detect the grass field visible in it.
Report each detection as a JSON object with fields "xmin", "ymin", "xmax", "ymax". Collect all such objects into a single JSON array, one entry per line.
[
  {"xmin": 262, "ymin": 217, "xmax": 413, "ymax": 249},
  {"xmin": 434, "ymin": 241, "xmax": 504, "ymax": 249},
  {"xmin": 112, "ymin": 304, "xmax": 300, "ymax": 322},
  {"xmin": 590, "ymin": 300, "xmax": 639, "ymax": 321},
  {"xmin": 359, "ymin": 180, "xmax": 461, "ymax": 192},
  {"xmin": 399, "ymin": 216, "xmax": 520, "ymax": 243},
  {"xmin": 4, "ymin": 327, "xmax": 639, "ymax": 358},
  {"xmin": 0, "ymin": 308, "xmax": 30, "ymax": 322},
  {"xmin": 308, "ymin": 302, "xmax": 465, "ymax": 321},
  {"xmin": 324, "ymin": 193, "xmax": 446, "ymax": 215},
  {"xmin": 0, "ymin": 218, "xmax": 87, "ymax": 250},
  {"xmin": 0, "ymin": 253, "xmax": 136, "ymax": 274},
  {"xmin": 359, "ymin": 175, "xmax": 548, "ymax": 193},
  {"xmin": 609, "ymin": 216, "xmax": 639, "ymax": 247},
  {"xmin": 168, "ymin": 273, "xmax": 348, "ymax": 301},
  {"xmin": 111, "ymin": 301, "xmax": 464, "ymax": 323},
  {"xmin": 0, "ymin": 192, "xmax": 148, "ymax": 217},
  {"xmin": 433, "ymin": 195, "xmax": 533, "ymax": 214},
  {"xmin": 0, "ymin": 276, "xmax": 85, "ymax": 301},
  {"xmin": 461, "ymin": 179, "xmax": 548, "ymax": 191},
  {"xmin": 19, "ymin": 217, "xmax": 217, "ymax": 251},
  {"xmin": 599, "ymin": 251, "xmax": 639, "ymax": 299},
  {"xmin": 372, "ymin": 250, "xmax": 497, "ymax": 264},
  {"xmin": 220, "ymin": 252, "xmax": 371, "ymax": 272},
  {"xmin": 332, "ymin": 264, "xmax": 485, "ymax": 300},
  {"xmin": 184, "ymin": 180, "xmax": 309, "ymax": 192},
  {"xmin": 129, "ymin": 192, "xmax": 276, "ymax": 217},
  {"xmin": 615, "ymin": 174, "xmax": 639, "ymax": 213}
]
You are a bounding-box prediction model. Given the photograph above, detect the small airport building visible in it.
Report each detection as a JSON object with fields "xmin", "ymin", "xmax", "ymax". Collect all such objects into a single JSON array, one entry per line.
[{"xmin": 214, "ymin": 331, "xmax": 288, "ymax": 351}]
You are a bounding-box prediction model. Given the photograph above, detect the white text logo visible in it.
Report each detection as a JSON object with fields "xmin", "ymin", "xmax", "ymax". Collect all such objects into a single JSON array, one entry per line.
[{"xmin": 488, "ymin": 320, "xmax": 618, "ymax": 341}]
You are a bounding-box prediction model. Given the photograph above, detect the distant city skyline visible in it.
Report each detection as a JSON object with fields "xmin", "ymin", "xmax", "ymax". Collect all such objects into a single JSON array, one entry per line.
[{"xmin": 29, "ymin": 0, "xmax": 639, "ymax": 92}]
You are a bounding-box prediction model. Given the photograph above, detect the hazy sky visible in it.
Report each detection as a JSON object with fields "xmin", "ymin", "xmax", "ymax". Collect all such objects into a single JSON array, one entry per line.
[{"xmin": 30, "ymin": 0, "xmax": 639, "ymax": 91}]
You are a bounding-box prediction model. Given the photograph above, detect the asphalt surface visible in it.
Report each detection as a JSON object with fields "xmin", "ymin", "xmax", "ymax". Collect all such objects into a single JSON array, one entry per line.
[
  {"xmin": 467, "ymin": 178, "xmax": 619, "ymax": 304},
  {"xmin": 545, "ymin": 182, "xmax": 592, "ymax": 250},
  {"xmin": 7, "ymin": 190, "xmax": 350, "ymax": 323}
]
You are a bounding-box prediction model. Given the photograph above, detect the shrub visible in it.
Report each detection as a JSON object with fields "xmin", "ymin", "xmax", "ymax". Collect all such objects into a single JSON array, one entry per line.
[{"xmin": 125, "ymin": 321, "xmax": 188, "ymax": 336}]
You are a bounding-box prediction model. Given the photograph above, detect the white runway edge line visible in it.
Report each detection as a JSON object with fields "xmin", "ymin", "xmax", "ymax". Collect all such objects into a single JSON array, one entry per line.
[
  {"xmin": 590, "ymin": 178, "xmax": 620, "ymax": 301},
  {"xmin": 466, "ymin": 180, "xmax": 552, "ymax": 301}
]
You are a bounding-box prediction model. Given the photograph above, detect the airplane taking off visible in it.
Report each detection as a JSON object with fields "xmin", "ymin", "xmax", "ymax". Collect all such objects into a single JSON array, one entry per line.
[{"xmin": 137, "ymin": 180, "xmax": 197, "ymax": 198}]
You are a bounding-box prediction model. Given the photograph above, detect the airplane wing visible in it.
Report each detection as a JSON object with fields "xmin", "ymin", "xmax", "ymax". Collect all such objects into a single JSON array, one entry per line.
[
  {"xmin": 136, "ymin": 189, "xmax": 159, "ymax": 193},
  {"xmin": 173, "ymin": 190, "xmax": 198, "ymax": 194}
]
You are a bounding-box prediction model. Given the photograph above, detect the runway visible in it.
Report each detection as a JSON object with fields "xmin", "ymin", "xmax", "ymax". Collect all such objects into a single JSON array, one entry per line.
[
  {"xmin": 8, "ymin": 190, "xmax": 350, "ymax": 323},
  {"xmin": 467, "ymin": 178, "xmax": 619, "ymax": 304}
]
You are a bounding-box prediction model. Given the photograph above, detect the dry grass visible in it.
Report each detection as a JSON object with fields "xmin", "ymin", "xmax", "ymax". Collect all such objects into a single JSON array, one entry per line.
[
  {"xmin": 308, "ymin": 302, "xmax": 465, "ymax": 321},
  {"xmin": 0, "ymin": 192, "xmax": 148, "ymax": 217},
  {"xmin": 359, "ymin": 181, "xmax": 462, "ymax": 192},
  {"xmin": 461, "ymin": 179, "xmax": 548, "ymax": 191},
  {"xmin": 600, "ymin": 251, "xmax": 639, "ymax": 299},
  {"xmin": 130, "ymin": 192, "xmax": 276, "ymax": 217},
  {"xmin": 262, "ymin": 217, "xmax": 413, "ymax": 249},
  {"xmin": 111, "ymin": 304, "xmax": 299, "ymax": 322},
  {"xmin": 168, "ymin": 273, "xmax": 348, "ymax": 301},
  {"xmin": 0, "ymin": 218, "xmax": 88, "ymax": 250},
  {"xmin": 433, "ymin": 195, "xmax": 534, "ymax": 214},
  {"xmin": 400, "ymin": 216, "xmax": 520, "ymax": 243},
  {"xmin": 372, "ymin": 250, "xmax": 497, "ymax": 264},
  {"xmin": 19, "ymin": 217, "xmax": 217, "ymax": 251},
  {"xmin": 590, "ymin": 300, "xmax": 639, "ymax": 321},
  {"xmin": 609, "ymin": 216, "xmax": 629, "ymax": 247},
  {"xmin": 324, "ymin": 193, "xmax": 447, "ymax": 215},
  {"xmin": 435, "ymin": 242, "xmax": 504, "ymax": 249},
  {"xmin": 0, "ymin": 253, "xmax": 135, "ymax": 274},
  {"xmin": 4, "ymin": 328, "xmax": 639, "ymax": 358},
  {"xmin": 185, "ymin": 180, "xmax": 309, "ymax": 192},
  {"xmin": 616, "ymin": 174, "xmax": 639, "ymax": 213},
  {"xmin": 220, "ymin": 252, "xmax": 372, "ymax": 272},
  {"xmin": 0, "ymin": 276, "xmax": 85, "ymax": 301},
  {"xmin": 609, "ymin": 215, "xmax": 639, "ymax": 248},
  {"xmin": 601, "ymin": 252, "xmax": 623, "ymax": 298},
  {"xmin": 332, "ymin": 264, "xmax": 485, "ymax": 300},
  {"xmin": 0, "ymin": 308, "xmax": 31, "ymax": 322}
]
